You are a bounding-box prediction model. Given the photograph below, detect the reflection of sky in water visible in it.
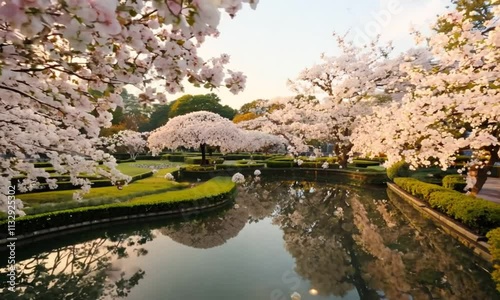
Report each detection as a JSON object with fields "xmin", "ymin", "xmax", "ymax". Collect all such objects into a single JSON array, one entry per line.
[
  {"xmin": 1, "ymin": 182, "xmax": 498, "ymax": 300},
  {"xmin": 124, "ymin": 218, "xmax": 359, "ymax": 300}
]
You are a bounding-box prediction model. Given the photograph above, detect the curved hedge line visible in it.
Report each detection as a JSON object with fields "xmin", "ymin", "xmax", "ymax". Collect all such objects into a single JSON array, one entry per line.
[
  {"xmin": 394, "ymin": 177, "xmax": 500, "ymax": 235},
  {"xmin": 184, "ymin": 156, "xmax": 224, "ymax": 165},
  {"xmin": 17, "ymin": 171, "xmax": 154, "ymax": 194},
  {"xmin": 487, "ymin": 228, "xmax": 500, "ymax": 292},
  {"xmin": 387, "ymin": 161, "xmax": 409, "ymax": 181},
  {"xmin": 0, "ymin": 177, "xmax": 236, "ymax": 238},
  {"xmin": 442, "ymin": 174, "xmax": 467, "ymax": 192}
]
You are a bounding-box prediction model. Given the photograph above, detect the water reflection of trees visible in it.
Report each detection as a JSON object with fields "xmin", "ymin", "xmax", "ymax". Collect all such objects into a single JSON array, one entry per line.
[
  {"xmin": 270, "ymin": 182, "xmax": 498, "ymax": 300},
  {"xmin": 157, "ymin": 180, "xmax": 284, "ymax": 248},
  {"xmin": 382, "ymin": 188, "xmax": 498, "ymax": 300},
  {"xmin": 1, "ymin": 181, "xmax": 497, "ymax": 300},
  {"xmin": 236, "ymin": 180, "xmax": 282, "ymax": 222},
  {"xmin": 0, "ymin": 230, "xmax": 153, "ymax": 300},
  {"xmin": 272, "ymin": 182, "xmax": 361, "ymax": 297},
  {"xmin": 158, "ymin": 205, "xmax": 248, "ymax": 249}
]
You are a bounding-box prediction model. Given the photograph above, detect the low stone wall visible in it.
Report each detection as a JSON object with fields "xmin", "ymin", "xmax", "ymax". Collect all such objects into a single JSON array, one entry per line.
[{"xmin": 387, "ymin": 182, "xmax": 491, "ymax": 261}]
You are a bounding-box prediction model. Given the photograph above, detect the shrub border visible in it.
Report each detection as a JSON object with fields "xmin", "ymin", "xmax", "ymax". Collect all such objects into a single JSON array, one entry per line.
[
  {"xmin": 0, "ymin": 180, "xmax": 236, "ymax": 246},
  {"xmin": 387, "ymin": 182, "xmax": 491, "ymax": 261}
]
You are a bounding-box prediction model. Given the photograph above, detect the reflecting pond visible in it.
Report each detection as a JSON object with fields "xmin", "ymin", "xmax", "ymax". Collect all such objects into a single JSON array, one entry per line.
[{"xmin": 1, "ymin": 179, "xmax": 498, "ymax": 300}]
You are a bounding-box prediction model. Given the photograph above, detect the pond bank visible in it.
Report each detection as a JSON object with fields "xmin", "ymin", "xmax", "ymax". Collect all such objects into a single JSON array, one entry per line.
[{"xmin": 387, "ymin": 182, "xmax": 491, "ymax": 261}]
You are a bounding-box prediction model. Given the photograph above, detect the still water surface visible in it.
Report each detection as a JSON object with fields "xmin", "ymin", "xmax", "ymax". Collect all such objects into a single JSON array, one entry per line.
[{"xmin": 1, "ymin": 180, "xmax": 498, "ymax": 300}]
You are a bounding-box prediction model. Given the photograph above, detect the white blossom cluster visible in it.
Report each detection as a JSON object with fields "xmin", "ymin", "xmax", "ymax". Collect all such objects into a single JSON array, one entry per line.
[
  {"xmin": 104, "ymin": 130, "xmax": 149, "ymax": 160},
  {"xmin": 231, "ymin": 172, "xmax": 246, "ymax": 184},
  {"xmin": 148, "ymin": 111, "xmax": 287, "ymax": 155},
  {"xmin": 164, "ymin": 173, "xmax": 175, "ymax": 181},
  {"xmin": 0, "ymin": 0, "xmax": 259, "ymax": 213},
  {"xmin": 351, "ymin": 7, "xmax": 500, "ymax": 174}
]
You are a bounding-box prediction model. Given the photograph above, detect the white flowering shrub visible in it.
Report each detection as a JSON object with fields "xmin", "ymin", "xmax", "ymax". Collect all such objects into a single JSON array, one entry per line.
[
  {"xmin": 254, "ymin": 170, "xmax": 261, "ymax": 176},
  {"xmin": 105, "ymin": 130, "xmax": 149, "ymax": 159},
  {"xmin": 231, "ymin": 173, "xmax": 246, "ymax": 184}
]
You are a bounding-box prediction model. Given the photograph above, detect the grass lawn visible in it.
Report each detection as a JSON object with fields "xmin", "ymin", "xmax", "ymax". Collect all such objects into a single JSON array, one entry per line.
[
  {"xmin": 18, "ymin": 164, "xmax": 184, "ymax": 206},
  {"xmin": 130, "ymin": 176, "xmax": 235, "ymax": 204}
]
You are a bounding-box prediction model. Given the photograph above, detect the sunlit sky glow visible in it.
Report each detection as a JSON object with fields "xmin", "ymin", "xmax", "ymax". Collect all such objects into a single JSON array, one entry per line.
[{"xmin": 148, "ymin": 0, "xmax": 452, "ymax": 109}]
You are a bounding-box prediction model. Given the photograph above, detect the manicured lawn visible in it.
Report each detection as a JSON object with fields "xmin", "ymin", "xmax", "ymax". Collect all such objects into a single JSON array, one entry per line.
[
  {"xmin": 18, "ymin": 165, "xmax": 184, "ymax": 206},
  {"xmin": 130, "ymin": 177, "xmax": 235, "ymax": 204}
]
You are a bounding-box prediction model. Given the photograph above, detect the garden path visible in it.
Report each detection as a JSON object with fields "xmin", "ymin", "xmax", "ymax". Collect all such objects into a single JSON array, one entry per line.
[{"xmin": 478, "ymin": 177, "xmax": 500, "ymax": 204}]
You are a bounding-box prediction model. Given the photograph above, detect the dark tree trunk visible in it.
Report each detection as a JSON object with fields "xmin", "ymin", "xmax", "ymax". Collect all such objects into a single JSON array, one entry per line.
[
  {"xmin": 200, "ymin": 143, "xmax": 207, "ymax": 166},
  {"xmin": 335, "ymin": 144, "xmax": 350, "ymax": 169},
  {"xmin": 470, "ymin": 145, "xmax": 499, "ymax": 196}
]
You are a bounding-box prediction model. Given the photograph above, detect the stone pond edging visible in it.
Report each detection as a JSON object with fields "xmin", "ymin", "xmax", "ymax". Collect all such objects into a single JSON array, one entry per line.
[
  {"xmin": 387, "ymin": 182, "xmax": 492, "ymax": 261},
  {"xmin": 0, "ymin": 197, "xmax": 233, "ymax": 247}
]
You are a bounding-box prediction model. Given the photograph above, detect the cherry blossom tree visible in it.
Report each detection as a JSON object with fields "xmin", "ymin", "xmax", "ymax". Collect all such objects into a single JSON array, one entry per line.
[
  {"xmin": 237, "ymin": 96, "xmax": 320, "ymax": 156},
  {"xmin": 242, "ymin": 130, "xmax": 287, "ymax": 154},
  {"xmin": 351, "ymin": 6, "xmax": 500, "ymax": 195},
  {"xmin": 0, "ymin": 0, "xmax": 258, "ymax": 213},
  {"xmin": 288, "ymin": 36, "xmax": 433, "ymax": 167},
  {"xmin": 105, "ymin": 130, "xmax": 149, "ymax": 160},
  {"xmin": 148, "ymin": 111, "xmax": 247, "ymax": 165}
]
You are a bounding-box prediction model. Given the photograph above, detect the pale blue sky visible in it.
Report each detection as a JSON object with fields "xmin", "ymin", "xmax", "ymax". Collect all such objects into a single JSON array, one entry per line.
[{"xmin": 171, "ymin": 0, "xmax": 451, "ymax": 109}]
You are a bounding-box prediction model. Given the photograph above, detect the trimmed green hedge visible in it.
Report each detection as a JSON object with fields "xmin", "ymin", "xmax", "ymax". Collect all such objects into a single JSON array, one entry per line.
[
  {"xmin": 34, "ymin": 162, "xmax": 53, "ymax": 168},
  {"xmin": 387, "ymin": 161, "xmax": 410, "ymax": 181},
  {"xmin": 486, "ymin": 228, "xmax": 500, "ymax": 292},
  {"xmin": 394, "ymin": 177, "xmax": 500, "ymax": 235},
  {"xmin": 116, "ymin": 158, "xmax": 136, "ymax": 163},
  {"xmin": 18, "ymin": 171, "xmax": 153, "ymax": 194},
  {"xmin": 135, "ymin": 155, "xmax": 158, "ymax": 160},
  {"xmin": 442, "ymin": 175, "xmax": 467, "ymax": 192},
  {"xmin": 163, "ymin": 153, "xmax": 200, "ymax": 162},
  {"xmin": 394, "ymin": 177, "xmax": 449, "ymax": 200},
  {"xmin": 267, "ymin": 161, "xmax": 294, "ymax": 168},
  {"xmin": 0, "ymin": 177, "xmax": 236, "ymax": 237},
  {"xmin": 184, "ymin": 156, "xmax": 224, "ymax": 165},
  {"xmin": 352, "ymin": 160, "xmax": 381, "ymax": 168}
]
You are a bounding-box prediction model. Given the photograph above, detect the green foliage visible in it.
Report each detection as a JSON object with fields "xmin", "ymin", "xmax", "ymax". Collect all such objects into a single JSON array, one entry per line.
[
  {"xmin": 34, "ymin": 162, "xmax": 53, "ymax": 168},
  {"xmin": 394, "ymin": 177, "xmax": 448, "ymax": 200},
  {"xmin": 1, "ymin": 177, "xmax": 236, "ymax": 236},
  {"xmin": 442, "ymin": 175, "xmax": 467, "ymax": 192},
  {"xmin": 352, "ymin": 160, "xmax": 381, "ymax": 168},
  {"xmin": 223, "ymin": 153, "xmax": 253, "ymax": 160},
  {"xmin": 140, "ymin": 103, "xmax": 170, "ymax": 132},
  {"xmin": 18, "ymin": 165, "xmax": 178, "ymax": 205},
  {"xmin": 135, "ymin": 155, "xmax": 159, "ymax": 160},
  {"xmin": 18, "ymin": 172, "xmax": 154, "ymax": 204},
  {"xmin": 487, "ymin": 228, "xmax": 500, "ymax": 292},
  {"xmin": 387, "ymin": 161, "xmax": 410, "ymax": 181},
  {"xmin": 266, "ymin": 161, "xmax": 295, "ymax": 168},
  {"xmin": 164, "ymin": 152, "xmax": 200, "ymax": 162},
  {"xmin": 169, "ymin": 93, "xmax": 237, "ymax": 119},
  {"xmin": 395, "ymin": 177, "xmax": 500, "ymax": 235},
  {"xmin": 184, "ymin": 156, "xmax": 224, "ymax": 165},
  {"xmin": 429, "ymin": 191, "xmax": 500, "ymax": 235},
  {"xmin": 24, "ymin": 181, "xmax": 188, "ymax": 215},
  {"xmin": 436, "ymin": 0, "xmax": 497, "ymax": 32}
]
